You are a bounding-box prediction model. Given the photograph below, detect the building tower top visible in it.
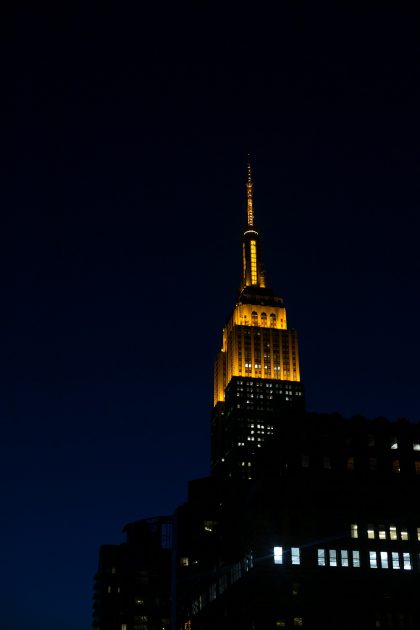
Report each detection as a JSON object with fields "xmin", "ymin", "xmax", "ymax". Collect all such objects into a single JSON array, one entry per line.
[
  {"xmin": 241, "ymin": 158, "xmax": 266, "ymax": 291},
  {"xmin": 212, "ymin": 161, "xmax": 304, "ymax": 476},
  {"xmin": 246, "ymin": 156, "xmax": 254, "ymax": 227}
]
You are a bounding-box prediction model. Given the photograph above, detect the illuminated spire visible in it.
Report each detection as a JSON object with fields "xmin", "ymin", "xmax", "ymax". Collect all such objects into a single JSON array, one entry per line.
[
  {"xmin": 246, "ymin": 155, "xmax": 254, "ymax": 227},
  {"xmin": 241, "ymin": 157, "xmax": 266, "ymax": 290}
]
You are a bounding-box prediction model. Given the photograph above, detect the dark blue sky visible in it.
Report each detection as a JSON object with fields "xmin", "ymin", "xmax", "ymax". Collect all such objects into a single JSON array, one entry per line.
[{"xmin": 11, "ymin": 5, "xmax": 420, "ymax": 629}]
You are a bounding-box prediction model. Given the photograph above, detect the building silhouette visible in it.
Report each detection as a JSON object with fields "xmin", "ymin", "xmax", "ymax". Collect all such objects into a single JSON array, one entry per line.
[
  {"xmin": 176, "ymin": 411, "xmax": 420, "ymax": 629},
  {"xmin": 92, "ymin": 517, "xmax": 172, "ymax": 630},
  {"xmin": 93, "ymin": 163, "xmax": 420, "ymax": 630}
]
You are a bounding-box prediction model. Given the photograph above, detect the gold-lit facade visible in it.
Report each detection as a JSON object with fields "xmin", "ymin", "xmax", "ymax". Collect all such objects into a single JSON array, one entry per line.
[
  {"xmin": 211, "ymin": 161, "xmax": 304, "ymax": 478},
  {"xmin": 213, "ymin": 162, "xmax": 301, "ymax": 406}
]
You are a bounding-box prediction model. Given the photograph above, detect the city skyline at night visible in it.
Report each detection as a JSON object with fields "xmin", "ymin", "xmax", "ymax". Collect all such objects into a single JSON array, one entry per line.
[
  {"xmin": 92, "ymin": 162, "xmax": 420, "ymax": 630},
  {"xmin": 11, "ymin": 5, "xmax": 420, "ymax": 630}
]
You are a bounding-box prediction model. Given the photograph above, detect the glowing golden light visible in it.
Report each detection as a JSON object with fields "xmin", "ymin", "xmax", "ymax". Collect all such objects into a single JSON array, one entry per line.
[
  {"xmin": 213, "ymin": 300, "xmax": 301, "ymax": 404},
  {"xmin": 250, "ymin": 240, "xmax": 257, "ymax": 284},
  {"xmin": 213, "ymin": 159, "xmax": 301, "ymax": 405}
]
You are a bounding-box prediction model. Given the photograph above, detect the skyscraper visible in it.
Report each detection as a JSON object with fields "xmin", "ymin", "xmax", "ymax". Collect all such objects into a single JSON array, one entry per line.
[
  {"xmin": 174, "ymin": 163, "xmax": 420, "ymax": 630},
  {"xmin": 94, "ymin": 162, "xmax": 420, "ymax": 630},
  {"xmin": 212, "ymin": 160, "xmax": 304, "ymax": 479}
]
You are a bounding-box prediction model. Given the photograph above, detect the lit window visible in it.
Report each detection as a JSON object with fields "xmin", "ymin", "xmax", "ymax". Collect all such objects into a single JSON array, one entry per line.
[
  {"xmin": 392, "ymin": 459, "xmax": 400, "ymax": 473},
  {"xmin": 352, "ymin": 550, "xmax": 360, "ymax": 567},
  {"xmin": 403, "ymin": 553, "xmax": 412, "ymax": 570},
  {"xmin": 413, "ymin": 442, "xmax": 420, "ymax": 451},
  {"xmin": 380, "ymin": 551, "xmax": 389, "ymax": 569},
  {"xmin": 389, "ymin": 526, "xmax": 397, "ymax": 541},
  {"xmin": 121, "ymin": 625, "xmax": 127, "ymax": 630},
  {"xmin": 392, "ymin": 552, "xmax": 400, "ymax": 569},
  {"xmin": 417, "ymin": 527, "xmax": 420, "ymax": 542},
  {"xmin": 329, "ymin": 550, "xmax": 337, "ymax": 567},
  {"xmin": 180, "ymin": 557, "xmax": 189, "ymax": 567},
  {"xmin": 275, "ymin": 621, "xmax": 286, "ymax": 627},
  {"xmin": 293, "ymin": 618, "xmax": 303, "ymax": 627},
  {"xmin": 367, "ymin": 527, "xmax": 375, "ymax": 540},
  {"xmin": 291, "ymin": 547, "xmax": 300, "ymax": 565},
  {"xmin": 369, "ymin": 551, "xmax": 378, "ymax": 568},
  {"xmin": 318, "ymin": 549, "xmax": 326, "ymax": 566},
  {"xmin": 391, "ymin": 438, "xmax": 398, "ymax": 450},
  {"xmin": 341, "ymin": 550, "xmax": 349, "ymax": 567},
  {"xmin": 274, "ymin": 546, "xmax": 283, "ymax": 565},
  {"xmin": 400, "ymin": 529, "xmax": 409, "ymax": 541},
  {"xmin": 107, "ymin": 586, "xmax": 111, "ymax": 593},
  {"xmin": 378, "ymin": 528, "xmax": 386, "ymax": 540},
  {"xmin": 351, "ymin": 524, "xmax": 358, "ymax": 539}
]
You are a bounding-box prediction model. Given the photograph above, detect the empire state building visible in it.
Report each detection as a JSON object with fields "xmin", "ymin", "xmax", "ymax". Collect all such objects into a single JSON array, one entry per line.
[
  {"xmin": 93, "ymin": 162, "xmax": 420, "ymax": 630},
  {"xmin": 211, "ymin": 162, "xmax": 305, "ymax": 479}
]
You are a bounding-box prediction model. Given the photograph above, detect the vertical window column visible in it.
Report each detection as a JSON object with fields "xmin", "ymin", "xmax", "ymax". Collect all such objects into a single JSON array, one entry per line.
[
  {"xmin": 291, "ymin": 548, "xmax": 300, "ymax": 565},
  {"xmin": 273, "ymin": 547, "xmax": 283, "ymax": 565},
  {"xmin": 380, "ymin": 551, "xmax": 389, "ymax": 569},
  {"xmin": 369, "ymin": 551, "xmax": 378, "ymax": 568},
  {"xmin": 318, "ymin": 549, "xmax": 326, "ymax": 566},
  {"xmin": 392, "ymin": 552, "xmax": 400, "ymax": 569},
  {"xmin": 329, "ymin": 550, "xmax": 337, "ymax": 567}
]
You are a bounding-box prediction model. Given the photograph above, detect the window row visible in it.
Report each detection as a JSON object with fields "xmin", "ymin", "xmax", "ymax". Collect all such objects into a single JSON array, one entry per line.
[
  {"xmin": 301, "ymin": 454, "xmax": 420, "ymax": 474},
  {"xmin": 237, "ymin": 371, "xmax": 298, "ymax": 380},
  {"xmin": 236, "ymin": 381, "xmax": 298, "ymax": 390},
  {"xmin": 390, "ymin": 439, "xmax": 420, "ymax": 451},
  {"xmin": 237, "ymin": 392, "xmax": 302, "ymax": 398},
  {"xmin": 318, "ymin": 548, "xmax": 413, "ymax": 571},
  {"xmin": 273, "ymin": 546, "xmax": 417, "ymax": 571},
  {"xmin": 249, "ymin": 311, "xmax": 279, "ymax": 327},
  {"xmin": 351, "ymin": 523, "xmax": 420, "ymax": 542},
  {"xmin": 343, "ymin": 435, "xmax": 419, "ymax": 451}
]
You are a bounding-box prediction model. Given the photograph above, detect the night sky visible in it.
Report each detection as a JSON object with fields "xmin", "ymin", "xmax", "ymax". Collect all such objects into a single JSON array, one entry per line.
[{"xmin": 11, "ymin": 5, "xmax": 420, "ymax": 630}]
